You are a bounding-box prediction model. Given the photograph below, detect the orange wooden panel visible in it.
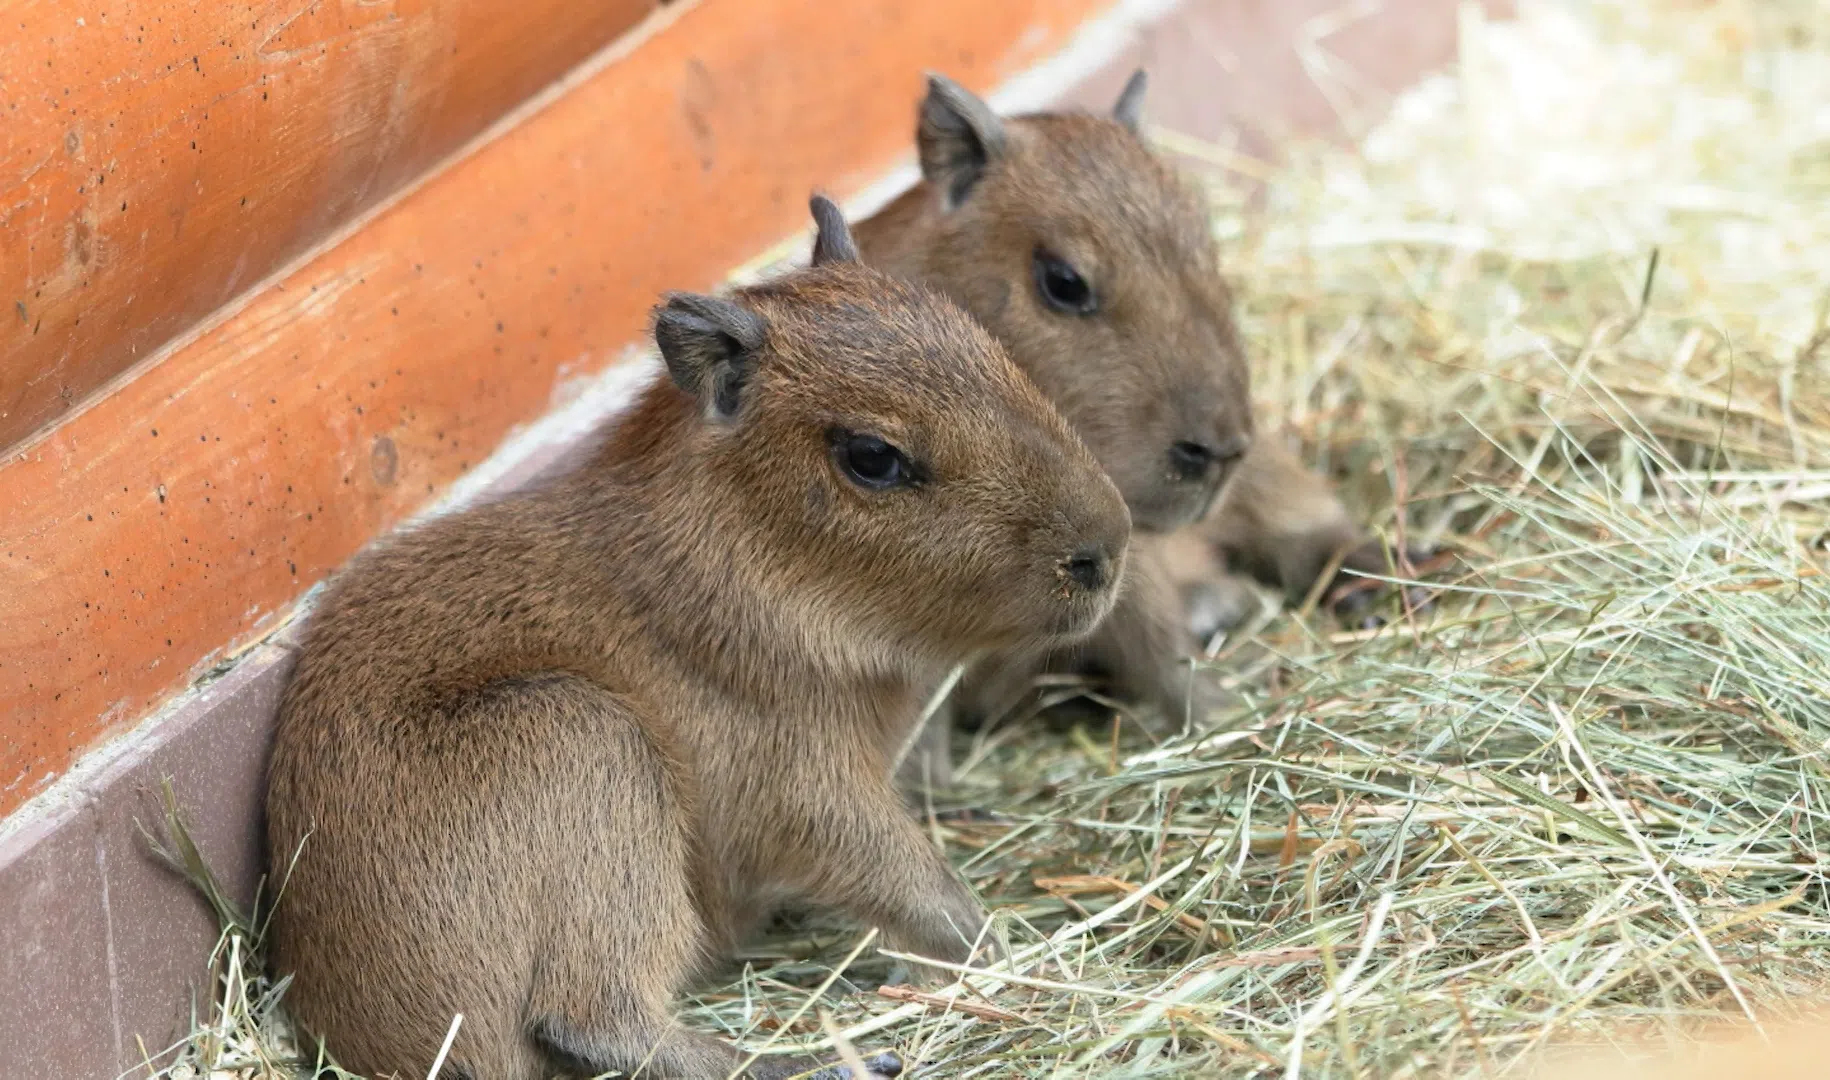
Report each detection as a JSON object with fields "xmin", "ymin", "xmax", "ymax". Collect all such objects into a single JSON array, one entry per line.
[
  {"xmin": 0, "ymin": 0, "xmax": 659, "ymax": 452},
  {"xmin": 0, "ymin": 0, "xmax": 1111, "ymax": 816}
]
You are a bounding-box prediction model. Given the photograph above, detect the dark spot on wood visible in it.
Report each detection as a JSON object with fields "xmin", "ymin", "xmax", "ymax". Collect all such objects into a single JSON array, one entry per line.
[
  {"xmin": 680, "ymin": 58, "xmax": 718, "ymax": 172},
  {"xmin": 370, "ymin": 435, "xmax": 399, "ymax": 487},
  {"xmin": 68, "ymin": 215, "xmax": 94, "ymax": 266}
]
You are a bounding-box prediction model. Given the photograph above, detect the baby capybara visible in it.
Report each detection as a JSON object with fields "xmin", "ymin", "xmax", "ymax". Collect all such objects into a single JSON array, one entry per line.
[{"xmin": 266, "ymin": 198, "xmax": 1130, "ymax": 1079}]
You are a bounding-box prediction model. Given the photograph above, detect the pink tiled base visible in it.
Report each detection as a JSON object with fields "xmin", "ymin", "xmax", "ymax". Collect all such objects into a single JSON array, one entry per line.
[{"xmin": 0, "ymin": 645, "xmax": 293, "ymax": 1076}]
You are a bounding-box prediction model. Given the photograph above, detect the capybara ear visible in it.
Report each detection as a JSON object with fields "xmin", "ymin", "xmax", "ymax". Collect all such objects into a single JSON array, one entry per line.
[
  {"xmin": 652, "ymin": 292, "xmax": 767, "ymax": 421},
  {"xmin": 1112, "ymin": 69, "xmax": 1148, "ymax": 133},
  {"xmin": 918, "ymin": 72, "xmax": 1006, "ymax": 209},
  {"xmin": 808, "ymin": 194, "xmax": 860, "ymax": 267}
]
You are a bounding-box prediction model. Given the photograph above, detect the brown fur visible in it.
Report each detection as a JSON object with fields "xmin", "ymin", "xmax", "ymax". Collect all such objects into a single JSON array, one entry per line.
[
  {"xmin": 852, "ymin": 74, "xmax": 1390, "ymax": 777},
  {"xmin": 264, "ymin": 200, "xmax": 1130, "ymax": 1080}
]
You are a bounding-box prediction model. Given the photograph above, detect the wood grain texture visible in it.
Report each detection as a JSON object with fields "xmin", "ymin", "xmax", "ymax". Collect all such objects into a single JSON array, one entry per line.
[
  {"xmin": 0, "ymin": 0, "xmax": 1109, "ymax": 816},
  {"xmin": 0, "ymin": 0, "xmax": 659, "ymax": 451}
]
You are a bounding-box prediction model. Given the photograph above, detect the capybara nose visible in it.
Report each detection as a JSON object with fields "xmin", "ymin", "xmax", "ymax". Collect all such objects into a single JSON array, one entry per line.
[
  {"xmin": 1063, "ymin": 479, "xmax": 1131, "ymax": 597},
  {"xmin": 1168, "ymin": 440, "xmax": 1213, "ymax": 481},
  {"xmin": 1062, "ymin": 545, "xmax": 1113, "ymax": 592},
  {"xmin": 1170, "ymin": 434, "xmax": 1250, "ymax": 483}
]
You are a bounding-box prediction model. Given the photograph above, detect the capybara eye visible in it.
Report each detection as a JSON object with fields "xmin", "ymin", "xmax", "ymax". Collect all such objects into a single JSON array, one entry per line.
[
  {"xmin": 832, "ymin": 430, "xmax": 910, "ymax": 490},
  {"xmin": 1032, "ymin": 248, "xmax": 1096, "ymax": 315}
]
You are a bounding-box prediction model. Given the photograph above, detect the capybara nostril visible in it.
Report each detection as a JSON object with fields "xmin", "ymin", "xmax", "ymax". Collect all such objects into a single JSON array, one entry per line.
[
  {"xmin": 1175, "ymin": 433, "xmax": 1251, "ymax": 482},
  {"xmin": 1212, "ymin": 433, "xmax": 1251, "ymax": 467},
  {"xmin": 1168, "ymin": 440, "xmax": 1214, "ymax": 480},
  {"xmin": 1063, "ymin": 547, "xmax": 1110, "ymax": 591},
  {"xmin": 1209, "ymin": 433, "xmax": 1251, "ymax": 484}
]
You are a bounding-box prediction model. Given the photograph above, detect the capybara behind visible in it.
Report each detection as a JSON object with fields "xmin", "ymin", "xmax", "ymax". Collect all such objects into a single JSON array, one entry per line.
[
  {"xmin": 265, "ymin": 199, "xmax": 1130, "ymax": 1080},
  {"xmin": 855, "ymin": 71, "xmax": 1253, "ymax": 538},
  {"xmin": 853, "ymin": 73, "xmax": 1394, "ymax": 771}
]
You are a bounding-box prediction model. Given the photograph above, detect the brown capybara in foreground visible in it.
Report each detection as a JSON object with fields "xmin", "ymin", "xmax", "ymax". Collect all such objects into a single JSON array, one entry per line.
[
  {"xmin": 852, "ymin": 73, "xmax": 1397, "ymax": 778},
  {"xmin": 265, "ymin": 198, "xmax": 1130, "ymax": 1080}
]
